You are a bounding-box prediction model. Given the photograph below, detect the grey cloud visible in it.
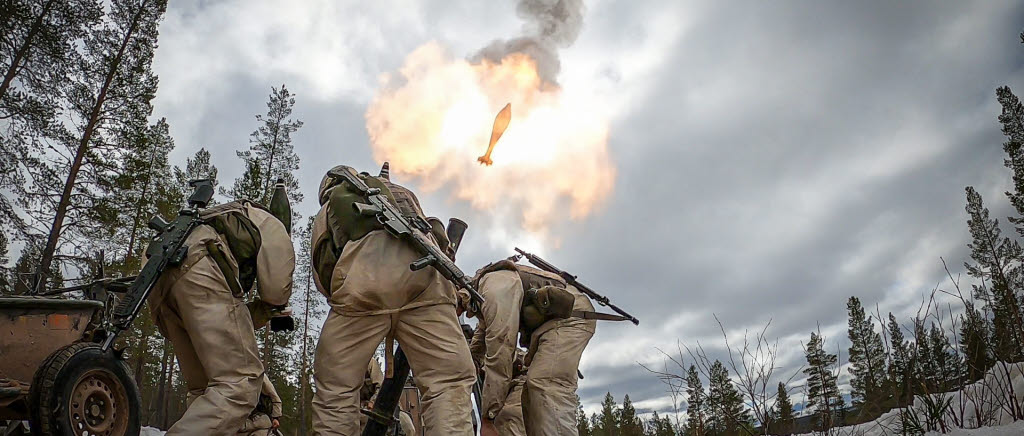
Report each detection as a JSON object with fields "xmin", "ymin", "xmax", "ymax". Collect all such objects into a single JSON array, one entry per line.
[{"xmin": 151, "ymin": 0, "xmax": 1024, "ymax": 416}]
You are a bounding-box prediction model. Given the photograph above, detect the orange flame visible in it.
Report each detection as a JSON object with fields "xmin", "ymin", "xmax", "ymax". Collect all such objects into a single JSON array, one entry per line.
[{"xmin": 365, "ymin": 42, "xmax": 616, "ymax": 239}]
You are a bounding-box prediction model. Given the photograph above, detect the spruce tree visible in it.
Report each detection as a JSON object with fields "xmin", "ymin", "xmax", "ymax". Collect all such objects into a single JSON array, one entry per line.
[
  {"xmin": 685, "ymin": 364, "xmax": 706, "ymax": 436},
  {"xmin": 773, "ymin": 382, "xmax": 794, "ymax": 436},
  {"xmin": 33, "ymin": 0, "xmax": 168, "ymax": 292},
  {"xmin": 959, "ymin": 302, "xmax": 992, "ymax": 382},
  {"xmin": 224, "ymin": 84, "xmax": 303, "ymax": 207},
  {"xmin": 803, "ymin": 332, "xmax": 844, "ymax": 431},
  {"xmin": 707, "ymin": 360, "xmax": 749, "ymax": 436},
  {"xmin": 928, "ymin": 324, "xmax": 962, "ymax": 392},
  {"xmin": 592, "ymin": 392, "xmax": 620, "ymax": 436},
  {"xmin": 846, "ymin": 296, "xmax": 888, "ymax": 411},
  {"xmin": 577, "ymin": 395, "xmax": 593, "ymax": 436},
  {"xmin": 620, "ymin": 395, "xmax": 644, "ymax": 436},
  {"xmin": 887, "ymin": 313, "xmax": 913, "ymax": 405}
]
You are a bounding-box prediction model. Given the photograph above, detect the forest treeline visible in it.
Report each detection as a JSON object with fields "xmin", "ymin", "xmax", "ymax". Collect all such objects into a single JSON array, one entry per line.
[
  {"xmin": 0, "ymin": 1, "xmax": 324, "ymax": 433},
  {"xmin": 586, "ymin": 33, "xmax": 1024, "ymax": 436}
]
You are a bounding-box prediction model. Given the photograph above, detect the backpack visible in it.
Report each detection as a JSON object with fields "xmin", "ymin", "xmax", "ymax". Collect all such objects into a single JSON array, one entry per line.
[{"xmin": 200, "ymin": 201, "xmax": 263, "ymax": 295}]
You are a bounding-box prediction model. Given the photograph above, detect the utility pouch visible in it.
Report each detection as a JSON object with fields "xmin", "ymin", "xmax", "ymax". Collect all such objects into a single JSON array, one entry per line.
[
  {"xmin": 201, "ymin": 201, "xmax": 262, "ymax": 293},
  {"xmin": 205, "ymin": 240, "xmax": 244, "ymax": 298},
  {"xmin": 520, "ymin": 285, "xmax": 576, "ymax": 331}
]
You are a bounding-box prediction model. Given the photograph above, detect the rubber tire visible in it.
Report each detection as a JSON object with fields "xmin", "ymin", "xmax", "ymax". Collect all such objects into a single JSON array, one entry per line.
[{"xmin": 28, "ymin": 343, "xmax": 141, "ymax": 436}]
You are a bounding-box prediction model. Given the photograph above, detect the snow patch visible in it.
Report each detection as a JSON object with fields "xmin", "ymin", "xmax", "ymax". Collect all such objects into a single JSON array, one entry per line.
[
  {"xmin": 141, "ymin": 427, "xmax": 166, "ymax": 436},
  {"xmin": 794, "ymin": 362, "xmax": 1024, "ymax": 436}
]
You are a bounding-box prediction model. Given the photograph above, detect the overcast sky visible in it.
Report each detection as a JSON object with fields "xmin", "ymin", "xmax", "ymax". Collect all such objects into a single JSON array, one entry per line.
[{"xmin": 150, "ymin": 0, "xmax": 1024, "ymax": 416}]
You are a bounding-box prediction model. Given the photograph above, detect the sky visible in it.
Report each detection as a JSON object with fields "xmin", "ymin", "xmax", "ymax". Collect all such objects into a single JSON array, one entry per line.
[{"xmin": 150, "ymin": 0, "xmax": 1024, "ymax": 417}]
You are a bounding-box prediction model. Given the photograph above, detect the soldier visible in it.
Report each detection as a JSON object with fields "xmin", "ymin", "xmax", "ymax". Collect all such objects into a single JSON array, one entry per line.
[
  {"xmin": 466, "ymin": 259, "xmax": 597, "ymax": 436},
  {"xmin": 310, "ymin": 165, "xmax": 476, "ymax": 435},
  {"xmin": 147, "ymin": 199, "xmax": 294, "ymax": 435}
]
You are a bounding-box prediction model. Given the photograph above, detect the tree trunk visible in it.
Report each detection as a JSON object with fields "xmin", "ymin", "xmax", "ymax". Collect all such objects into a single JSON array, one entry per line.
[
  {"xmin": 298, "ymin": 263, "xmax": 312, "ymax": 435},
  {"xmin": 0, "ymin": 0, "xmax": 55, "ymax": 103},
  {"xmin": 153, "ymin": 340, "xmax": 170, "ymax": 425},
  {"xmin": 34, "ymin": 0, "xmax": 149, "ymax": 293}
]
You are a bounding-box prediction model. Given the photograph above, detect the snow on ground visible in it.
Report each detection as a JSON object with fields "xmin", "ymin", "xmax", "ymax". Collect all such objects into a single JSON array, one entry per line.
[
  {"xmin": 925, "ymin": 420, "xmax": 1024, "ymax": 435},
  {"xmin": 141, "ymin": 427, "xmax": 166, "ymax": 436},
  {"xmin": 794, "ymin": 362, "xmax": 1024, "ymax": 436}
]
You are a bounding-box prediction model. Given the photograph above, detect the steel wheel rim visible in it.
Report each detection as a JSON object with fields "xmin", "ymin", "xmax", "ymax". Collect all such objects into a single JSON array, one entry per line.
[{"xmin": 68, "ymin": 369, "xmax": 129, "ymax": 436}]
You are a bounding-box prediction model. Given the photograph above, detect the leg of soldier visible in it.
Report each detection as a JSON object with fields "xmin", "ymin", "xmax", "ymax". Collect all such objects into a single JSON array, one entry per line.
[
  {"xmin": 152, "ymin": 300, "xmax": 208, "ymax": 409},
  {"xmin": 494, "ymin": 382, "xmax": 525, "ymax": 436},
  {"xmin": 162, "ymin": 256, "xmax": 265, "ymax": 435},
  {"xmin": 522, "ymin": 320, "xmax": 595, "ymax": 436},
  {"xmin": 394, "ymin": 304, "xmax": 476, "ymax": 435},
  {"xmin": 311, "ymin": 310, "xmax": 390, "ymax": 435}
]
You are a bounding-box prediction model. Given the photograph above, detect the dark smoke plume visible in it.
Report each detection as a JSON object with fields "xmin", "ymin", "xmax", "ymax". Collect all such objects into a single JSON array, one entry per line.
[{"xmin": 472, "ymin": 0, "xmax": 586, "ymax": 85}]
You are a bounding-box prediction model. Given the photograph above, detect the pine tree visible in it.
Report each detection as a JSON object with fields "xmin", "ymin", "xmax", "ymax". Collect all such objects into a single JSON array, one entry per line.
[
  {"xmin": 803, "ymin": 332, "xmax": 844, "ymax": 431},
  {"xmin": 90, "ymin": 118, "xmax": 181, "ymax": 270},
  {"xmin": 997, "ymin": 86, "xmax": 1024, "ymax": 231},
  {"xmin": 593, "ymin": 392, "xmax": 620, "ymax": 436},
  {"xmin": 847, "ymin": 296, "xmax": 888, "ymax": 411},
  {"xmin": 773, "ymin": 382, "xmax": 794, "ymax": 436},
  {"xmin": 887, "ymin": 314, "xmax": 913, "ymax": 405},
  {"xmin": 173, "ymin": 147, "xmax": 219, "ymax": 204},
  {"xmin": 223, "ymin": 84, "xmax": 303, "ymax": 207},
  {"xmin": 964, "ymin": 186, "xmax": 1024, "ymax": 362},
  {"xmin": 33, "ymin": 0, "xmax": 168, "ymax": 292},
  {"xmin": 685, "ymin": 365, "xmax": 706, "ymax": 436},
  {"xmin": 620, "ymin": 395, "xmax": 644, "ymax": 436},
  {"xmin": 0, "ymin": 0, "xmax": 101, "ymax": 239}
]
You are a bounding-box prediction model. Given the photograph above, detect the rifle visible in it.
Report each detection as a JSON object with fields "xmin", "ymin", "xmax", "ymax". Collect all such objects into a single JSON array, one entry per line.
[
  {"xmin": 513, "ymin": 247, "xmax": 640, "ymax": 326},
  {"xmin": 100, "ymin": 179, "xmax": 215, "ymax": 351},
  {"xmin": 326, "ymin": 166, "xmax": 484, "ymax": 312}
]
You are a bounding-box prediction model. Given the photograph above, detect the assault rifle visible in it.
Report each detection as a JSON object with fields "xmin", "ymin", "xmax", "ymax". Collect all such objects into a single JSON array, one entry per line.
[
  {"xmin": 100, "ymin": 179, "xmax": 215, "ymax": 351},
  {"xmin": 513, "ymin": 247, "xmax": 640, "ymax": 325}
]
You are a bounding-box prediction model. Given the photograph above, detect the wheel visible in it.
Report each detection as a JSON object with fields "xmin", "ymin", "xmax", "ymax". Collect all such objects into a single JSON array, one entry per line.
[{"xmin": 28, "ymin": 343, "xmax": 140, "ymax": 436}]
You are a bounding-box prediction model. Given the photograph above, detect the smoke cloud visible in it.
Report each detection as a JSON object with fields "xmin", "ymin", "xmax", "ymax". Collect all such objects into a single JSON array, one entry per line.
[{"xmin": 472, "ymin": 0, "xmax": 586, "ymax": 85}]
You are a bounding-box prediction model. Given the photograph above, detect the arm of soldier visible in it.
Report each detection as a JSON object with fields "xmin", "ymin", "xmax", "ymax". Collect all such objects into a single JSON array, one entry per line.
[
  {"xmin": 310, "ymin": 209, "xmax": 335, "ymax": 299},
  {"xmin": 469, "ymin": 323, "xmax": 486, "ymax": 370},
  {"xmin": 366, "ymin": 357, "xmax": 385, "ymax": 405},
  {"xmin": 478, "ymin": 270, "xmax": 524, "ymax": 421},
  {"xmin": 251, "ymin": 206, "xmax": 295, "ymax": 306},
  {"xmin": 261, "ymin": 375, "xmax": 284, "ymax": 418}
]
